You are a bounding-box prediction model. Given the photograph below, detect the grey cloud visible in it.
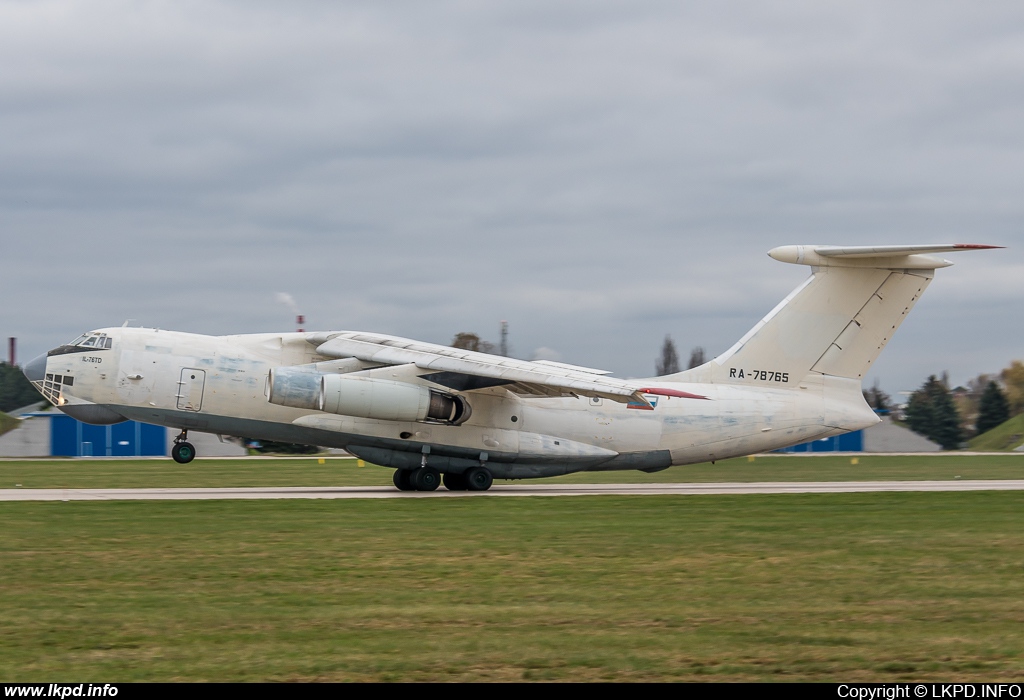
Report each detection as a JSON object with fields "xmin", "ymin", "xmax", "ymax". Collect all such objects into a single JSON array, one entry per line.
[{"xmin": 2, "ymin": 1, "xmax": 1021, "ymax": 394}]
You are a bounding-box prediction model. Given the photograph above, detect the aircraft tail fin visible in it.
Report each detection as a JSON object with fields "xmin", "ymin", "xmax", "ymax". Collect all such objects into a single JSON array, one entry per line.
[{"xmin": 673, "ymin": 244, "xmax": 999, "ymax": 387}]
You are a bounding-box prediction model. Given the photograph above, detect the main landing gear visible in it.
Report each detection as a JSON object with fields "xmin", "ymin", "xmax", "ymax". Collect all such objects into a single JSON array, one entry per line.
[
  {"xmin": 393, "ymin": 465, "xmax": 493, "ymax": 492},
  {"xmin": 393, "ymin": 467, "xmax": 439, "ymax": 491},
  {"xmin": 171, "ymin": 430, "xmax": 196, "ymax": 464},
  {"xmin": 393, "ymin": 449, "xmax": 493, "ymax": 492}
]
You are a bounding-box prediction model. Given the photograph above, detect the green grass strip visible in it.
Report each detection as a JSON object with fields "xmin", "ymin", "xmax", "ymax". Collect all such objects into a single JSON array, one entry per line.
[
  {"xmin": 0, "ymin": 453, "xmax": 1022, "ymax": 489},
  {"xmin": 969, "ymin": 414, "xmax": 1024, "ymax": 451},
  {"xmin": 0, "ymin": 492, "xmax": 1021, "ymax": 681}
]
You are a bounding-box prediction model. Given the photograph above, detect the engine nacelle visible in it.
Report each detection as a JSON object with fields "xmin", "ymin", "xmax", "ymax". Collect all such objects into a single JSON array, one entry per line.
[
  {"xmin": 319, "ymin": 375, "xmax": 471, "ymax": 425},
  {"xmin": 267, "ymin": 367, "xmax": 471, "ymax": 425},
  {"xmin": 267, "ymin": 367, "xmax": 322, "ymax": 410}
]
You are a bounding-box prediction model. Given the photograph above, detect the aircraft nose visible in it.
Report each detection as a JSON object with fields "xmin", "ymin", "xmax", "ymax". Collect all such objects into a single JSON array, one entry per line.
[{"xmin": 23, "ymin": 353, "xmax": 47, "ymax": 383}]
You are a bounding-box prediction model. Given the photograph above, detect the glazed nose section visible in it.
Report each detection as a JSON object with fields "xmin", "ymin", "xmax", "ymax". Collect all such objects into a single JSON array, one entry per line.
[{"xmin": 23, "ymin": 353, "xmax": 47, "ymax": 383}]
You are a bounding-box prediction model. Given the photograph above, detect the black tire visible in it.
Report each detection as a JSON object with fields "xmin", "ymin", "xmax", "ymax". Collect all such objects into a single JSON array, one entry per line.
[
  {"xmin": 443, "ymin": 472, "xmax": 468, "ymax": 491},
  {"xmin": 171, "ymin": 442, "xmax": 196, "ymax": 464},
  {"xmin": 393, "ymin": 469, "xmax": 414, "ymax": 491},
  {"xmin": 465, "ymin": 466, "xmax": 493, "ymax": 491},
  {"xmin": 410, "ymin": 466, "xmax": 441, "ymax": 491}
]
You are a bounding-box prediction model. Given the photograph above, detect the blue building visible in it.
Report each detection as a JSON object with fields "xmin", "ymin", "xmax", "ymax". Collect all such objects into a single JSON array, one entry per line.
[
  {"xmin": 776, "ymin": 430, "xmax": 864, "ymax": 453},
  {"xmin": 33, "ymin": 412, "xmax": 167, "ymax": 457}
]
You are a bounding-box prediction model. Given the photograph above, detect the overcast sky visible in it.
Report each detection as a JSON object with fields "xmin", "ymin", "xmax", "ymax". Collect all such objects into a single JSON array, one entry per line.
[{"xmin": 2, "ymin": 1, "xmax": 1022, "ymax": 394}]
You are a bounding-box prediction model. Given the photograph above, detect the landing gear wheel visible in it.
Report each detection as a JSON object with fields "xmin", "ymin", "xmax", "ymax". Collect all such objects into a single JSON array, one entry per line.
[
  {"xmin": 393, "ymin": 469, "xmax": 414, "ymax": 491},
  {"xmin": 171, "ymin": 442, "xmax": 196, "ymax": 464},
  {"xmin": 410, "ymin": 466, "xmax": 441, "ymax": 491},
  {"xmin": 443, "ymin": 472, "xmax": 468, "ymax": 491},
  {"xmin": 465, "ymin": 466, "xmax": 493, "ymax": 491}
]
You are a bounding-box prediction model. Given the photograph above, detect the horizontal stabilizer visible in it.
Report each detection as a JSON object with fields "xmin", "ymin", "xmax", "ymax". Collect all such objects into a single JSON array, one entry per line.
[
  {"xmin": 815, "ymin": 244, "xmax": 1001, "ymax": 257},
  {"xmin": 769, "ymin": 244, "xmax": 1001, "ymax": 269}
]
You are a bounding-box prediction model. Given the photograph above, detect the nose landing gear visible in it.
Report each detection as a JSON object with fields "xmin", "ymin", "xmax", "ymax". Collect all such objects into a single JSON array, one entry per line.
[{"xmin": 171, "ymin": 430, "xmax": 196, "ymax": 464}]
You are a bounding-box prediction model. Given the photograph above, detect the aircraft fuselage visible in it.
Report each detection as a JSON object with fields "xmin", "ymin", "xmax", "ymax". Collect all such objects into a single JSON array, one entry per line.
[{"xmin": 33, "ymin": 327, "xmax": 877, "ymax": 479}]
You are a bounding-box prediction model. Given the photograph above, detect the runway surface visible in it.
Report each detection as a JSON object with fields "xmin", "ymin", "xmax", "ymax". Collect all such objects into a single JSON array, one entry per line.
[{"xmin": 2, "ymin": 480, "xmax": 1024, "ymax": 501}]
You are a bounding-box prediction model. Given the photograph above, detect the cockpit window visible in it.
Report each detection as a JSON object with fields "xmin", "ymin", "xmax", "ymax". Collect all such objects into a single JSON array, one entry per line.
[
  {"xmin": 66, "ymin": 334, "xmax": 91, "ymax": 346},
  {"xmin": 64, "ymin": 332, "xmax": 112, "ymax": 349}
]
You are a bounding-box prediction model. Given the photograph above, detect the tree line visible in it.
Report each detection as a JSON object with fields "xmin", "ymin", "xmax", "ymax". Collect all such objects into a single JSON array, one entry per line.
[
  {"xmin": 655, "ymin": 336, "xmax": 705, "ymax": 375},
  {"xmin": 919, "ymin": 362, "xmax": 1021, "ymax": 447},
  {"xmin": 865, "ymin": 365, "xmax": 1021, "ymax": 450},
  {"xmin": 0, "ymin": 363, "xmax": 43, "ymax": 413}
]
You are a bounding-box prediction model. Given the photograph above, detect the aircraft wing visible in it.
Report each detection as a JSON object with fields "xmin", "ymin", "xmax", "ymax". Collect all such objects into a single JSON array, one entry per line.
[{"xmin": 308, "ymin": 331, "xmax": 704, "ymax": 406}]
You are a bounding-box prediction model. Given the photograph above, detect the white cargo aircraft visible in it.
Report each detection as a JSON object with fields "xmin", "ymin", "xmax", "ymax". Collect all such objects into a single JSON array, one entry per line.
[{"xmin": 25, "ymin": 244, "xmax": 997, "ymax": 491}]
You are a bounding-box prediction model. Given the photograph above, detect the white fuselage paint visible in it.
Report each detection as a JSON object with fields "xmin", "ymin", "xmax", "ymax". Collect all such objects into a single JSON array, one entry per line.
[{"xmin": 41, "ymin": 327, "xmax": 879, "ymax": 475}]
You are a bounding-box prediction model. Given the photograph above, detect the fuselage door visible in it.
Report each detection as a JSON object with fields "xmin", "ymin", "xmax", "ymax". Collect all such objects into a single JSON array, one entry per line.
[{"xmin": 177, "ymin": 369, "xmax": 206, "ymax": 412}]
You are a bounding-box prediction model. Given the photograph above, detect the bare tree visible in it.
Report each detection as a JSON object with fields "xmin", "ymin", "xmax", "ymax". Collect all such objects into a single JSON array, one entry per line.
[
  {"xmin": 656, "ymin": 336, "xmax": 680, "ymax": 376},
  {"xmin": 862, "ymin": 379, "xmax": 892, "ymax": 412},
  {"xmin": 451, "ymin": 332, "xmax": 496, "ymax": 354},
  {"xmin": 688, "ymin": 347, "xmax": 706, "ymax": 369},
  {"xmin": 1002, "ymin": 360, "xmax": 1024, "ymax": 416}
]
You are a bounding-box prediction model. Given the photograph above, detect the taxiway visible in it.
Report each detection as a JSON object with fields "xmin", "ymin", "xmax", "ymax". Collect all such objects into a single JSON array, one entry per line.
[{"xmin": 1, "ymin": 480, "xmax": 1023, "ymax": 501}]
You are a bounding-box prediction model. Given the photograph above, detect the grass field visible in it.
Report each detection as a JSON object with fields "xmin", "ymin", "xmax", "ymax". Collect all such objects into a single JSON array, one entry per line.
[
  {"xmin": 1, "ymin": 491, "xmax": 1022, "ymax": 681},
  {"xmin": 0, "ymin": 453, "xmax": 1022, "ymax": 489},
  {"xmin": 969, "ymin": 414, "xmax": 1024, "ymax": 452}
]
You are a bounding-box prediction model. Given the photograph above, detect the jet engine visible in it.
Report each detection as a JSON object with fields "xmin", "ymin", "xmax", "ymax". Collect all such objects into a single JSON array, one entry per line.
[
  {"xmin": 267, "ymin": 368, "xmax": 471, "ymax": 425},
  {"xmin": 266, "ymin": 367, "xmax": 321, "ymax": 410}
]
